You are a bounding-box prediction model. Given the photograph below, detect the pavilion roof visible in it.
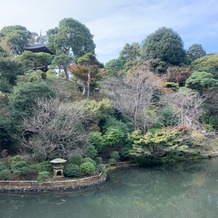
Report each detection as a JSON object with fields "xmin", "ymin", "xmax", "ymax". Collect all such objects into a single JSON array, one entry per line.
[{"xmin": 24, "ymin": 44, "xmax": 55, "ymax": 55}]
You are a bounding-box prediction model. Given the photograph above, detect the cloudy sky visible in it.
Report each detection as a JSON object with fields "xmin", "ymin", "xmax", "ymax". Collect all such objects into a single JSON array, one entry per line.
[{"xmin": 0, "ymin": 0, "xmax": 218, "ymax": 63}]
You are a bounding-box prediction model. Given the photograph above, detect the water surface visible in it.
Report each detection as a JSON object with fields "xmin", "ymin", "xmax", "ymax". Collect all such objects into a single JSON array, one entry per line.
[{"xmin": 0, "ymin": 158, "xmax": 217, "ymax": 218}]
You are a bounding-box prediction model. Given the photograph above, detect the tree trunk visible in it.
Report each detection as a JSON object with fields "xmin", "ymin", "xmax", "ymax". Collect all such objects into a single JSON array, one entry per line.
[
  {"xmin": 87, "ymin": 70, "xmax": 91, "ymax": 98},
  {"xmin": 64, "ymin": 67, "xmax": 69, "ymax": 80},
  {"xmin": 82, "ymin": 84, "xmax": 86, "ymax": 95}
]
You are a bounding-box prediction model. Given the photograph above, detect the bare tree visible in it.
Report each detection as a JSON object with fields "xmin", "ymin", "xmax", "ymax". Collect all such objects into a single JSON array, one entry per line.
[
  {"xmin": 160, "ymin": 90, "xmax": 205, "ymax": 129},
  {"xmin": 21, "ymin": 98, "xmax": 97, "ymax": 160},
  {"xmin": 102, "ymin": 71, "xmax": 161, "ymax": 133}
]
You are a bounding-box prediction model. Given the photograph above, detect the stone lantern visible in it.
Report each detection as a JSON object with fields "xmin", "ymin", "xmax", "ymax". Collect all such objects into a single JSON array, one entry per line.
[{"xmin": 50, "ymin": 158, "xmax": 67, "ymax": 178}]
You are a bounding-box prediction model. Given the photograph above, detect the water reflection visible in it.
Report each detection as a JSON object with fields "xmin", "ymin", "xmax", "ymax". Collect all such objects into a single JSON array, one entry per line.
[{"xmin": 0, "ymin": 158, "xmax": 217, "ymax": 218}]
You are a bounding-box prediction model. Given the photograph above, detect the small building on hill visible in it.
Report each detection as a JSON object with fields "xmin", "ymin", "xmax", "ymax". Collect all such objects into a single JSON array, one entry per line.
[
  {"xmin": 24, "ymin": 44, "xmax": 55, "ymax": 55},
  {"xmin": 23, "ymin": 44, "xmax": 55, "ymax": 72}
]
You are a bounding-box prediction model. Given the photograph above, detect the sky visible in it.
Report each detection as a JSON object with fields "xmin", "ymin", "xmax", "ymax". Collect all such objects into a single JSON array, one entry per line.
[{"xmin": 0, "ymin": 0, "xmax": 218, "ymax": 63}]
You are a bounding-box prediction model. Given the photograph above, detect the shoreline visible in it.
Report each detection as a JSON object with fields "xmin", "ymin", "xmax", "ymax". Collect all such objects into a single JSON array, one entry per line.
[
  {"xmin": 0, "ymin": 161, "xmax": 135, "ymax": 193},
  {"xmin": 0, "ymin": 162, "xmax": 133, "ymax": 193},
  {"xmin": 0, "ymin": 172, "xmax": 107, "ymax": 193},
  {"xmin": 0, "ymin": 155, "xmax": 217, "ymax": 193}
]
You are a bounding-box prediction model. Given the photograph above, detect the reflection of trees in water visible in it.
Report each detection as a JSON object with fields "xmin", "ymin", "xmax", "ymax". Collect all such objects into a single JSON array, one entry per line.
[
  {"xmin": 0, "ymin": 158, "xmax": 217, "ymax": 218},
  {"xmin": 93, "ymin": 159, "xmax": 218, "ymax": 218}
]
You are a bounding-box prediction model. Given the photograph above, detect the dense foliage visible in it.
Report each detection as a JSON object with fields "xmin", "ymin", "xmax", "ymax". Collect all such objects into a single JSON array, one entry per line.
[
  {"xmin": 141, "ymin": 27, "xmax": 186, "ymax": 65},
  {"xmin": 187, "ymin": 43, "xmax": 206, "ymax": 63},
  {"xmin": 0, "ymin": 25, "xmax": 32, "ymax": 55},
  {"xmin": 47, "ymin": 18, "xmax": 95, "ymax": 58},
  {"xmin": 0, "ymin": 20, "xmax": 217, "ymax": 181}
]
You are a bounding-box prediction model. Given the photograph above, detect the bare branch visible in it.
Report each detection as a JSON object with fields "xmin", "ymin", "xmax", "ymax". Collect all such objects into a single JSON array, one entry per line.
[{"xmin": 21, "ymin": 98, "xmax": 96, "ymax": 160}]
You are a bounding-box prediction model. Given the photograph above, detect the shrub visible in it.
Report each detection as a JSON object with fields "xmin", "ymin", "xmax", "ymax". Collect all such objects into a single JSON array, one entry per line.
[
  {"xmin": 102, "ymin": 117, "xmax": 130, "ymax": 149},
  {"xmin": 36, "ymin": 161, "xmax": 52, "ymax": 172},
  {"xmin": 0, "ymin": 169, "xmax": 10, "ymax": 180},
  {"xmin": 80, "ymin": 162, "xmax": 96, "ymax": 176},
  {"xmin": 110, "ymin": 151, "xmax": 120, "ymax": 161},
  {"xmin": 11, "ymin": 161, "xmax": 30, "ymax": 175},
  {"xmin": 82, "ymin": 157, "xmax": 96, "ymax": 166},
  {"xmin": 191, "ymin": 131, "xmax": 206, "ymax": 144},
  {"xmin": 9, "ymin": 82, "xmax": 56, "ymax": 124},
  {"xmin": 128, "ymin": 128, "xmax": 185, "ymax": 159},
  {"xmin": 88, "ymin": 131, "xmax": 105, "ymax": 152},
  {"xmin": 97, "ymin": 164, "xmax": 106, "ymax": 173},
  {"xmin": 11, "ymin": 155, "xmax": 23, "ymax": 163},
  {"xmin": 109, "ymin": 158, "xmax": 116, "ymax": 165},
  {"xmin": 68, "ymin": 155, "xmax": 83, "ymax": 165},
  {"xmin": 87, "ymin": 145, "xmax": 97, "ymax": 158},
  {"xmin": 37, "ymin": 171, "xmax": 49, "ymax": 182},
  {"xmin": 0, "ymin": 162, "xmax": 7, "ymax": 171},
  {"xmin": 0, "ymin": 81, "xmax": 11, "ymax": 92},
  {"xmin": 163, "ymin": 82, "xmax": 179, "ymax": 91},
  {"xmin": 149, "ymin": 59, "xmax": 168, "ymax": 74},
  {"xmin": 64, "ymin": 164, "xmax": 80, "ymax": 177},
  {"xmin": 95, "ymin": 156, "xmax": 103, "ymax": 164}
]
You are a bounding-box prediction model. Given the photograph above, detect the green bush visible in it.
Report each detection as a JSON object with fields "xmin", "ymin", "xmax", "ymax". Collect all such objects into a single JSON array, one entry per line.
[
  {"xmin": 163, "ymin": 82, "xmax": 179, "ymax": 91},
  {"xmin": 110, "ymin": 151, "xmax": 120, "ymax": 161},
  {"xmin": 185, "ymin": 71, "xmax": 218, "ymax": 94},
  {"xmin": 97, "ymin": 164, "xmax": 106, "ymax": 173},
  {"xmin": 109, "ymin": 158, "xmax": 117, "ymax": 165},
  {"xmin": 37, "ymin": 171, "xmax": 49, "ymax": 182},
  {"xmin": 0, "ymin": 169, "xmax": 10, "ymax": 180},
  {"xmin": 64, "ymin": 164, "xmax": 80, "ymax": 177},
  {"xmin": 80, "ymin": 162, "xmax": 96, "ymax": 176},
  {"xmin": 0, "ymin": 81, "xmax": 12, "ymax": 92},
  {"xmin": 9, "ymin": 82, "xmax": 56, "ymax": 123},
  {"xmin": 149, "ymin": 59, "xmax": 168, "ymax": 74},
  {"xmin": 83, "ymin": 157, "xmax": 96, "ymax": 166},
  {"xmin": 95, "ymin": 156, "xmax": 103, "ymax": 164},
  {"xmin": 87, "ymin": 145, "xmax": 97, "ymax": 158},
  {"xmin": 11, "ymin": 161, "xmax": 30, "ymax": 175},
  {"xmin": 88, "ymin": 131, "xmax": 105, "ymax": 152},
  {"xmin": 102, "ymin": 117, "xmax": 130, "ymax": 149},
  {"xmin": 36, "ymin": 161, "xmax": 52, "ymax": 172},
  {"xmin": 68, "ymin": 155, "xmax": 83, "ymax": 166},
  {"xmin": 11, "ymin": 155, "xmax": 23, "ymax": 163},
  {"xmin": 0, "ymin": 162, "xmax": 7, "ymax": 171}
]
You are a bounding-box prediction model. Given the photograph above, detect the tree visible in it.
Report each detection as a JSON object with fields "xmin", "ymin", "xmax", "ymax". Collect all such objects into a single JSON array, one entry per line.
[
  {"xmin": 77, "ymin": 52, "xmax": 103, "ymax": 67},
  {"xmin": 141, "ymin": 27, "xmax": 186, "ymax": 65},
  {"xmin": 21, "ymin": 98, "xmax": 97, "ymax": 160},
  {"xmin": 0, "ymin": 46, "xmax": 9, "ymax": 58},
  {"xmin": 160, "ymin": 89, "xmax": 204, "ymax": 128},
  {"xmin": 102, "ymin": 70, "xmax": 160, "ymax": 133},
  {"xmin": 0, "ymin": 25, "xmax": 31, "ymax": 55},
  {"xmin": 51, "ymin": 53, "xmax": 73, "ymax": 80},
  {"xmin": 69, "ymin": 53, "xmax": 103, "ymax": 98},
  {"xmin": 119, "ymin": 42, "xmax": 141, "ymax": 63},
  {"xmin": 0, "ymin": 58, "xmax": 24, "ymax": 85},
  {"xmin": 18, "ymin": 51, "xmax": 52, "ymax": 71},
  {"xmin": 105, "ymin": 59, "xmax": 124, "ymax": 76},
  {"xmin": 9, "ymin": 82, "xmax": 56, "ymax": 124},
  {"xmin": 29, "ymin": 32, "xmax": 48, "ymax": 45},
  {"xmin": 187, "ymin": 43, "xmax": 206, "ymax": 63},
  {"xmin": 185, "ymin": 71, "xmax": 218, "ymax": 95},
  {"xmin": 47, "ymin": 18, "xmax": 95, "ymax": 58},
  {"xmin": 129, "ymin": 128, "xmax": 183, "ymax": 158},
  {"xmin": 191, "ymin": 54, "xmax": 218, "ymax": 77}
]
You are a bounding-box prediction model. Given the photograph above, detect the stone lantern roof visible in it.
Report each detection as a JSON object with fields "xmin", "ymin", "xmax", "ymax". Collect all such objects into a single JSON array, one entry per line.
[{"xmin": 50, "ymin": 158, "xmax": 67, "ymax": 164}]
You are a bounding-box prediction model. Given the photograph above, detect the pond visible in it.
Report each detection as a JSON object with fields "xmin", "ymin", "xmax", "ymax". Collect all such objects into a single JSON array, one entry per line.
[{"xmin": 0, "ymin": 158, "xmax": 217, "ymax": 218}]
